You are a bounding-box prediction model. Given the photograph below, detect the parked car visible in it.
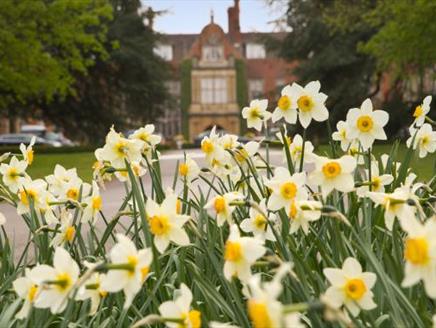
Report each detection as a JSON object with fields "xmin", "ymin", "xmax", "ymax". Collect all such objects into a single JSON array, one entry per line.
[
  {"xmin": 44, "ymin": 132, "xmax": 75, "ymax": 147},
  {"xmin": 0, "ymin": 134, "xmax": 52, "ymax": 147}
]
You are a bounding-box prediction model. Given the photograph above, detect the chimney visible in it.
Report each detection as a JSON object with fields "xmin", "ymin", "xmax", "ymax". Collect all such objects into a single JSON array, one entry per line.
[{"xmin": 228, "ymin": 0, "xmax": 241, "ymax": 43}]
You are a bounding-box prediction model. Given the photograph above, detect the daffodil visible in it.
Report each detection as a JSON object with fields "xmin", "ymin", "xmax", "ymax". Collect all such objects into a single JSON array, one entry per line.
[
  {"xmin": 81, "ymin": 182, "xmax": 103, "ymax": 224},
  {"xmin": 178, "ymin": 154, "xmax": 200, "ymax": 183},
  {"xmin": 288, "ymin": 134, "xmax": 315, "ymax": 170},
  {"xmin": 272, "ymin": 84, "xmax": 298, "ymax": 124},
  {"xmin": 294, "ymin": 81, "xmax": 329, "ymax": 128},
  {"xmin": 50, "ymin": 210, "xmax": 76, "ymax": 247},
  {"xmin": 13, "ymin": 269, "xmax": 39, "ymax": 319},
  {"xmin": 219, "ymin": 133, "xmax": 240, "ymax": 150},
  {"xmin": 240, "ymin": 199, "xmax": 276, "ymax": 241},
  {"xmin": 76, "ymin": 263, "xmax": 108, "ymax": 315},
  {"xmin": 346, "ymin": 99, "xmax": 389, "ymax": 150},
  {"xmin": 407, "ymin": 123, "xmax": 436, "ymax": 158},
  {"xmin": 265, "ymin": 167, "xmax": 307, "ymax": 211},
  {"xmin": 232, "ymin": 141, "xmax": 261, "ymax": 167},
  {"xmin": 245, "ymin": 263, "xmax": 302, "ymax": 328},
  {"xmin": 412, "ymin": 95, "xmax": 431, "ymax": 127},
  {"xmin": 145, "ymin": 193, "xmax": 190, "ymax": 253},
  {"xmin": 129, "ymin": 124, "xmax": 162, "ymax": 147},
  {"xmin": 46, "ymin": 164, "xmax": 82, "ymax": 197},
  {"xmin": 101, "ymin": 234, "xmax": 153, "ymax": 308},
  {"xmin": 332, "ymin": 120, "xmax": 353, "ymax": 151},
  {"xmin": 401, "ymin": 218, "xmax": 436, "ymax": 298},
  {"xmin": 223, "ymin": 225, "xmax": 266, "ymax": 282},
  {"xmin": 158, "ymin": 284, "xmax": 201, "ymax": 328},
  {"xmin": 242, "ymin": 99, "xmax": 271, "ymax": 131},
  {"xmin": 99, "ymin": 127, "xmax": 144, "ymax": 168},
  {"xmin": 17, "ymin": 179, "xmax": 49, "ymax": 215},
  {"xmin": 309, "ymin": 155, "xmax": 356, "ymax": 198},
  {"xmin": 356, "ymin": 162, "xmax": 393, "ymax": 197},
  {"xmin": 29, "ymin": 247, "xmax": 80, "ymax": 314},
  {"xmin": 367, "ymin": 189, "xmax": 415, "ymax": 231},
  {"xmin": 204, "ymin": 192, "xmax": 244, "ymax": 226},
  {"xmin": 60, "ymin": 179, "xmax": 91, "ymax": 203},
  {"xmin": 288, "ymin": 200, "xmax": 322, "ymax": 234},
  {"xmin": 19, "ymin": 136, "xmax": 36, "ymax": 165},
  {"xmin": 201, "ymin": 126, "xmax": 226, "ymax": 164},
  {"xmin": 323, "ymin": 257, "xmax": 377, "ymax": 316},
  {"xmin": 0, "ymin": 156, "xmax": 28, "ymax": 193}
]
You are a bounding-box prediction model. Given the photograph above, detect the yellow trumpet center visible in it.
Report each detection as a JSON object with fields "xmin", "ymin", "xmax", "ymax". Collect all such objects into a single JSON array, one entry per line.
[
  {"xmin": 413, "ymin": 105, "xmax": 423, "ymax": 118},
  {"xmin": 224, "ymin": 241, "xmax": 243, "ymax": 262},
  {"xmin": 297, "ymin": 95, "xmax": 314, "ymax": 112},
  {"xmin": 64, "ymin": 226, "xmax": 75, "ymax": 242},
  {"xmin": 179, "ymin": 163, "xmax": 189, "ymax": 176},
  {"xmin": 249, "ymin": 107, "xmax": 261, "ymax": 119},
  {"xmin": 248, "ymin": 300, "xmax": 273, "ymax": 328},
  {"xmin": 141, "ymin": 266, "xmax": 149, "ymax": 281},
  {"xmin": 92, "ymin": 196, "xmax": 102, "ymax": 211},
  {"xmin": 405, "ymin": 237, "xmax": 429, "ymax": 265},
  {"xmin": 357, "ymin": 115, "xmax": 374, "ymax": 132},
  {"xmin": 148, "ymin": 215, "xmax": 171, "ymax": 236},
  {"xmin": 344, "ymin": 278, "xmax": 366, "ymax": 300},
  {"xmin": 55, "ymin": 272, "xmax": 73, "ymax": 291},
  {"xmin": 253, "ymin": 214, "xmax": 267, "ymax": 230},
  {"xmin": 28, "ymin": 284, "xmax": 38, "ymax": 302},
  {"xmin": 278, "ymin": 95, "xmax": 291, "ymax": 110},
  {"xmin": 66, "ymin": 188, "xmax": 79, "ymax": 200},
  {"xmin": 322, "ymin": 162, "xmax": 341, "ymax": 178},
  {"xmin": 20, "ymin": 189, "xmax": 37, "ymax": 206},
  {"xmin": 114, "ymin": 141, "xmax": 128, "ymax": 157},
  {"xmin": 289, "ymin": 201, "xmax": 298, "ymax": 220},
  {"xmin": 280, "ymin": 182, "xmax": 297, "ymax": 199},
  {"xmin": 27, "ymin": 149, "xmax": 34, "ymax": 165},
  {"xmin": 201, "ymin": 140, "xmax": 214, "ymax": 154},
  {"xmin": 214, "ymin": 196, "xmax": 226, "ymax": 214},
  {"xmin": 7, "ymin": 167, "xmax": 19, "ymax": 180}
]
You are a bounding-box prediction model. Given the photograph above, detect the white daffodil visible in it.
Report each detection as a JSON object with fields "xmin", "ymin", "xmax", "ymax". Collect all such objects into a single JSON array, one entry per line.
[
  {"xmin": 50, "ymin": 210, "xmax": 76, "ymax": 247},
  {"xmin": 380, "ymin": 153, "xmax": 401, "ymax": 175},
  {"xmin": 242, "ymin": 99, "xmax": 271, "ymax": 131},
  {"xmin": 76, "ymin": 264, "xmax": 108, "ymax": 315},
  {"xmin": 101, "ymin": 234, "xmax": 153, "ymax": 309},
  {"xmin": 13, "ymin": 269, "xmax": 39, "ymax": 319},
  {"xmin": 232, "ymin": 141, "xmax": 261, "ymax": 167},
  {"xmin": 367, "ymin": 189, "xmax": 415, "ymax": 231},
  {"xmin": 99, "ymin": 127, "xmax": 144, "ymax": 168},
  {"xmin": 220, "ymin": 133, "xmax": 240, "ymax": 150},
  {"xmin": 129, "ymin": 124, "xmax": 161, "ymax": 148},
  {"xmin": 346, "ymin": 98, "xmax": 389, "ymax": 150},
  {"xmin": 158, "ymin": 284, "xmax": 201, "ymax": 328},
  {"xmin": 178, "ymin": 154, "xmax": 200, "ymax": 184},
  {"xmin": 332, "ymin": 120, "xmax": 353, "ymax": 151},
  {"xmin": 407, "ymin": 123, "xmax": 436, "ymax": 158},
  {"xmin": 264, "ymin": 167, "xmax": 307, "ymax": 211},
  {"xmin": 288, "ymin": 200, "xmax": 322, "ymax": 234},
  {"xmin": 201, "ymin": 126, "xmax": 226, "ymax": 164},
  {"xmin": 223, "ymin": 225, "xmax": 266, "ymax": 282},
  {"xmin": 356, "ymin": 162, "xmax": 394, "ymax": 197},
  {"xmin": 401, "ymin": 218, "xmax": 436, "ymax": 298},
  {"xmin": 114, "ymin": 161, "xmax": 147, "ymax": 183},
  {"xmin": 347, "ymin": 140, "xmax": 365, "ymax": 165},
  {"xmin": 240, "ymin": 199, "xmax": 276, "ymax": 241},
  {"xmin": 246, "ymin": 263, "xmax": 302, "ymax": 328},
  {"xmin": 45, "ymin": 164, "xmax": 82, "ymax": 197},
  {"xmin": 145, "ymin": 193, "xmax": 190, "ymax": 253},
  {"xmin": 81, "ymin": 182, "xmax": 102, "ymax": 224},
  {"xmin": 29, "ymin": 247, "xmax": 80, "ymax": 314},
  {"xmin": 19, "ymin": 136, "xmax": 36, "ymax": 165},
  {"xmin": 204, "ymin": 192, "xmax": 244, "ymax": 227},
  {"xmin": 294, "ymin": 81, "xmax": 329, "ymax": 128},
  {"xmin": 412, "ymin": 95, "xmax": 431, "ymax": 127},
  {"xmin": 0, "ymin": 156, "xmax": 28, "ymax": 193},
  {"xmin": 59, "ymin": 179, "xmax": 91, "ymax": 203},
  {"xmin": 17, "ymin": 179, "xmax": 49, "ymax": 215},
  {"xmin": 309, "ymin": 155, "xmax": 356, "ymax": 198},
  {"xmin": 288, "ymin": 134, "xmax": 315, "ymax": 170},
  {"xmin": 323, "ymin": 257, "xmax": 377, "ymax": 316},
  {"xmin": 272, "ymin": 84, "xmax": 299, "ymax": 124}
]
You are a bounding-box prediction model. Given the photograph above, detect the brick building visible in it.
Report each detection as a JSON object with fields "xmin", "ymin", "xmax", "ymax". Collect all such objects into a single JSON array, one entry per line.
[{"xmin": 154, "ymin": 0, "xmax": 297, "ymax": 141}]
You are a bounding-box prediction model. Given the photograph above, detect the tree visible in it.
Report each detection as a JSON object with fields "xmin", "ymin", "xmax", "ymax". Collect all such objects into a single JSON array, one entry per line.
[
  {"xmin": 277, "ymin": 0, "xmax": 378, "ymax": 128},
  {"xmin": 0, "ymin": 0, "xmax": 112, "ymax": 109},
  {"xmin": 39, "ymin": 0, "xmax": 170, "ymax": 143}
]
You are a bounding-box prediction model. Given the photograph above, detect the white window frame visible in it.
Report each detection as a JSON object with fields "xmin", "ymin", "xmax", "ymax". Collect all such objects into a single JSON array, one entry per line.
[
  {"xmin": 154, "ymin": 44, "xmax": 173, "ymax": 61},
  {"xmin": 246, "ymin": 43, "xmax": 266, "ymax": 59},
  {"xmin": 201, "ymin": 78, "xmax": 227, "ymax": 104}
]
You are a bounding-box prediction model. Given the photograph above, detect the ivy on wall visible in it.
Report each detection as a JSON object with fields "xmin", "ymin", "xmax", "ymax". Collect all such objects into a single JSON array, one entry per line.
[
  {"xmin": 235, "ymin": 59, "xmax": 248, "ymax": 135},
  {"xmin": 180, "ymin": 59, "xmax": 192, "ymax": 140}
]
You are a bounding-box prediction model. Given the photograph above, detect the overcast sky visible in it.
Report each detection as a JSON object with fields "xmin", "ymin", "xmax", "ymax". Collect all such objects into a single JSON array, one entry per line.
[{"xmin": 142, "ymin": 0, "xmax": 288, "ymax": 34}]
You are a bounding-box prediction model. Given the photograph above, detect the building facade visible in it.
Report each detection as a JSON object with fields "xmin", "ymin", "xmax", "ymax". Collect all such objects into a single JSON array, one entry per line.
[{"xmin": 155, "ymin": 0, "xmax": 297, "ymax": 141}]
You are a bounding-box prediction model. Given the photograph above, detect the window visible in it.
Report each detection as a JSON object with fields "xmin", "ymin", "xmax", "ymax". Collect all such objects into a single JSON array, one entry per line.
[
  {"xmin": 202, "ymin": 46, "xmax": 224, "ymax": 62},
  {"xmin": 246, "ymin": 43, "xmax": 266, "ymax": 59},
  {"xmin": 154, "ymin": 44, "xmax": 173, "ymax": 61},
  {"xmin": 248, "ymin": 79, "xmax": 264, "ymax": 100},
  {"xmin": 201, "ymin": 78, "xmax": 227, "ymax": 104},
  {"xmin": 165, "ymin": 81, "xmax": 181, "ymax": 96}
]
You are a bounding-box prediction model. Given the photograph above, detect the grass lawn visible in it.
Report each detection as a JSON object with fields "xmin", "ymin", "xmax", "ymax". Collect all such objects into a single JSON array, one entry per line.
[
  {"xmin": 28, "ymin": 152, "xmax": 95, "ymax": 182},
  {"xmin": 25, "ymin": 145, "xmax": 435, "ymax": 182}
]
